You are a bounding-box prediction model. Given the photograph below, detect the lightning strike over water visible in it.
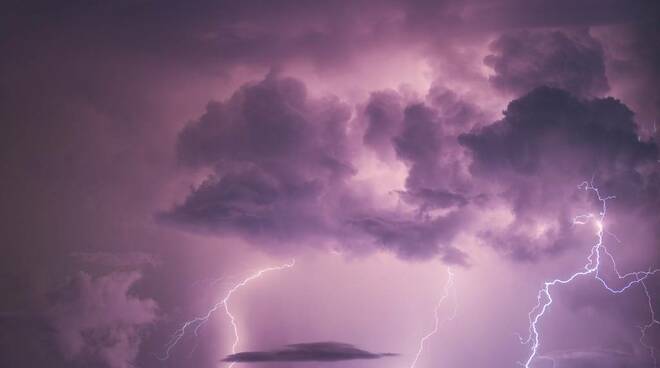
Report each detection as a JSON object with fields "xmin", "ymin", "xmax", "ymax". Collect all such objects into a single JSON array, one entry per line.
[
  {"xmin": 519, "ymin": 181, "xmax": 660, "ymax": 368},
  {"xmin": 409, "ymin": 268, "xmax": 458, "ymax": 368},
  {"xmin": 159, "ymin": 259, "xmax": 296, "ymax": 364}
]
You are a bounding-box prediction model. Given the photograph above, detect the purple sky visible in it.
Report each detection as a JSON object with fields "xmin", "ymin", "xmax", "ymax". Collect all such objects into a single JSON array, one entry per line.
[{"xmin": 2, "ymin": 1, "xmax": 660, "ymax": 368}]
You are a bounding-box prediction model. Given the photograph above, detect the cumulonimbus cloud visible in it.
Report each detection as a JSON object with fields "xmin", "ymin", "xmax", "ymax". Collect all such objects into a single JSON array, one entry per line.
[
  {"xmin": 460, "ymin": 86, "xmax": 659, "ymax": 261},
  {"xmin": 160, "ymin": 72, "xmax": 472, "ymax": 264}
]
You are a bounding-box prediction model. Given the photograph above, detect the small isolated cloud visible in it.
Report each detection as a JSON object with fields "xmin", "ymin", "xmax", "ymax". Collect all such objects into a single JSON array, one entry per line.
[{"xmin": 222, "ymin": 342, "xmax": 396, "ymax": 362}]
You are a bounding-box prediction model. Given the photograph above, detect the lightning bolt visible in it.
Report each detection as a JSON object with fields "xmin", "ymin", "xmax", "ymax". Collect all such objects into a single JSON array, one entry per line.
[
  {"xmin": 640, "ymin": 280, "xmax": 660, "ymax": 366},
  {"xmin": 159, "ymin": 259, "xmax": 296, "ymax": 364},
  {"xmin": 409, "ymin": 267, "xmax": 458, "ymax": 368},
  {"xmin": 519, "ymin": 180, "xmax": 660, "ymax": 367}
]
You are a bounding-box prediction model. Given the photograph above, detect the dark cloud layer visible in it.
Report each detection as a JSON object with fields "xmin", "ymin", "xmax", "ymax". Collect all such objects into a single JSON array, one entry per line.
[
  {"xmin": 223, "ymin": 342, "xmax": 395, "ymax": 362},
  {"xmin": 485, "ymin": 30, "xmax": 609, "ymax": 98}
]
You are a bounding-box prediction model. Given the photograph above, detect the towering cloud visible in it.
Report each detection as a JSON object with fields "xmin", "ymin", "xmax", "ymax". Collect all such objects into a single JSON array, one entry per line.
[
  {"xmin": 161, "ymin": 73, "xmax": 355, "ymax": 245},
  {"xmin": 162, "ymin": 73, "xmax": 471, "ymax": 263},
  {"xmin": 460, "ymin": 87, "xmax": 658, "ymax": 260}
]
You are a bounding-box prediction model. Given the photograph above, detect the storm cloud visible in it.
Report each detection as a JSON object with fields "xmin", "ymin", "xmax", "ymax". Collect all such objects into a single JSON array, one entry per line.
[
  {"xmin": 460, "ymin": 86, "xmax": 659, "ymax": 260},
  {"xmin": 161, "ymin": 73, "xmax": 471, "ymax": 263},
  {"xmin": 3, "ymin": 1, "xmax": 660, "ymax": 368},
  {"xmin": 160, "ymin": 73, "xmax": 355, "ymax": 244},
  {"xmin": 485, "ymin": 30, "xmax": 610, "ymax": 98}
]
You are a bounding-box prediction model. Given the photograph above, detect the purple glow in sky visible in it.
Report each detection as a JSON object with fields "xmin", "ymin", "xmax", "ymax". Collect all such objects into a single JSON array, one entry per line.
[{"xmin": 2, "ymin": 1, "xmax": 660, "ymax": 368}]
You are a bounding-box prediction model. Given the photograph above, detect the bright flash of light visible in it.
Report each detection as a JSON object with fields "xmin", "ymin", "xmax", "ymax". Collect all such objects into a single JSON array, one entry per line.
[
  {"xmin": 519, "ymin": 180, "xmax": 660, "ymax": 367},
  {"xmin": 159, "ymin": 259, "xmax": 296, "ymax": 364},
  {"xmin": 409, "ymin": 267, "xmax": 458, "ymax": 368}
]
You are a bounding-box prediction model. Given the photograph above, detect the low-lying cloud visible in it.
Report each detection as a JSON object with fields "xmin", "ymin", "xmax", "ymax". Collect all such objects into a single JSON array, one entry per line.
[{"xmin": 222, "ymin": 342, "xmax": 396, "ymax": 362}]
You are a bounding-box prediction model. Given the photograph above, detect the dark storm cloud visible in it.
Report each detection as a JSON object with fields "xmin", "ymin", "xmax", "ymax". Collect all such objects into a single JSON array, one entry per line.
[
  {"xmin": 460, "ymin": 87, "xmax": 656, "ymax": 180},
  {"xmin": 162, "ymin": 73, "xmax": 470, "ymax": 263},
  {"xmin": 485, "ymin": 30, "xmax": 609, "ymax": 97},
  {"xmin": 161, "ymin": 73, "xmax": 355, "ymax": 242},
  {"xmin": 222, "ymin": 342, "xmax": 396, "ymax": 362},
  {"xmin": 460, "ymin": 86, "xmax": 659, "ymax": 260},
  {"xmin": 175, "ymin": 73, "xmax": 353, "ymax": 172}
]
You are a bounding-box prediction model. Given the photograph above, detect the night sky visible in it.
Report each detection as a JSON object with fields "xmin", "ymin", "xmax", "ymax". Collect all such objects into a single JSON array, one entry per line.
[{"xmin": 2, "ymin": 1, "xmax": 660, "ymax": 368}]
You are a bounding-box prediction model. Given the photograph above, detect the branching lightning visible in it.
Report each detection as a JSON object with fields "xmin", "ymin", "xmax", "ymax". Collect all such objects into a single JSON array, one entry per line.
[
  {"xmin": 159, "ymin": 259, "xmax": 296, "ymax": 364},
  {"xmin": 409, "ymin": 267, "xmax": 458, "ymax": 368},
  {"xmin": 519, "ymin": 180, "xmax": 660, "ymax": 367}
]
